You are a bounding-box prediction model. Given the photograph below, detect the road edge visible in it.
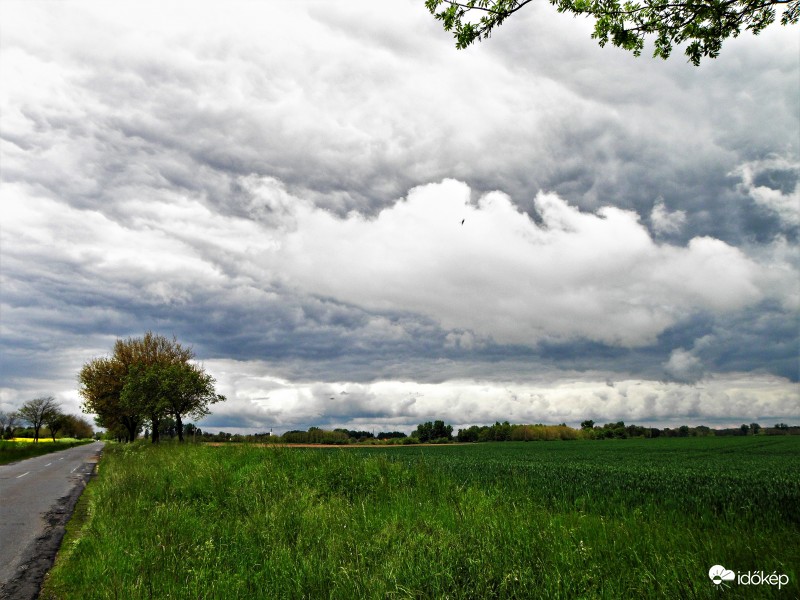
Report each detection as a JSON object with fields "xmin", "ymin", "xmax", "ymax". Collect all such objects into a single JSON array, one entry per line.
[{"xmin": 0, "ymin": 452, "xmax": 101, "ymax": 600}]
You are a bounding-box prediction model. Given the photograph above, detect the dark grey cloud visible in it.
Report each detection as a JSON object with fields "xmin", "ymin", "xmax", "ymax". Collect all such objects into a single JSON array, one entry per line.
[
  {"xmin": 6, "ymin": 1, "xmax": 795, "ymax": 244},
  {"xmin": 1, "ymin": 1, "xmax": 796, "ymax": 427}
]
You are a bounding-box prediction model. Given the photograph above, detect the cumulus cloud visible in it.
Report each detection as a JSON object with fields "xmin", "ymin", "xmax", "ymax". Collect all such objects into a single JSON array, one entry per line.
[
  {"xmin": 651, "ymin": 200, "xmax": 687, "ymax": 235},
  {"xmin": 734, "ymin": 156, "xmax": 800, "ymax": 228},
  {"xmin": 4, "ymin": 175, "xmax": 782, "ymax": 353},
  {"xmin": 664, "ymin": 349, "xmax": 706, "ymax": 383},
  {"xmin": 272, "ymin": 179, "xmax": 772, "ymax": 347}
]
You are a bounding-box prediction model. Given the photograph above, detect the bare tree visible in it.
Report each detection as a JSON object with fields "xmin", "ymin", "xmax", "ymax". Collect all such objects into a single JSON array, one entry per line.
[
  {"xmin": 17, "ymin": 397, "xmax": 61, "ymax": 443},
  {"xmin": 0, "ymin": 410, "xmax": 21, "ymax": 440}
]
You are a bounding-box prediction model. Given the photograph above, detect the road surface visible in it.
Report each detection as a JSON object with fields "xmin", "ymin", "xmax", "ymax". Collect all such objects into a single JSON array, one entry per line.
[{"xmin": 0, "ymin": 441, "xmax": 104, "ymax": 599}]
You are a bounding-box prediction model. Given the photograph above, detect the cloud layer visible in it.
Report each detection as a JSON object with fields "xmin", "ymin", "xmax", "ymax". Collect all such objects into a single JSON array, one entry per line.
[{"xmin": 1, "ymin": 0, "xmax": 797, "ymax": 430}]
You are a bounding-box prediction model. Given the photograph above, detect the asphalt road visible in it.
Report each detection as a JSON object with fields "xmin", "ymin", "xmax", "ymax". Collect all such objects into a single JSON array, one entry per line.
[{"xmin": 0, "ymin": 441, "xmax": 104, "ymax": 599}]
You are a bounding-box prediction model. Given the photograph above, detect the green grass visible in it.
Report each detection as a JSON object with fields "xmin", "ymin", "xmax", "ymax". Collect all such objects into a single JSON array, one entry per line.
[
  {"xmin": 41, "ymin": 437, "xmax": 799, "ymax": 599},
  {"xmin": 0, "ymin": 439, "xmax": 93, "ymax": 465}
]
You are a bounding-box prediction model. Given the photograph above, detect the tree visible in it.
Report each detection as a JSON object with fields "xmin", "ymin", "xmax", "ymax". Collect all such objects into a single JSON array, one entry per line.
[
  {"xmin": 118, "ymin": 333, "xmax": 198, "ymax": 443},
  {"xmin": 17, "ymin": 396, "xmax": 60, "ymax": 442},
  {"xmin": 425, "ymin": 0, "xmax": 798, "ymax": 64},
  {"xmin": 119, "ymin": 356, "xmax": 223, "ymax": 443},
  {"xmin": 60, "ymin": 414, "xmax": 95, "ymax": 439},
  {"xmin": 0, "ymin": 411, "xmax": 21, "ymax": 440},
  {"xmin": 184, "ymin": 423, "xmax": 201, "ymax": 442},
  {"xmin": 580, "ymin": 419, "xmax": 595, "ymax": 430},
  {"xmin": 431, "ymin": 419, "xmax": 454, "ymax": 440},
  {"xmin": 154, "ymin": 362, "xmax": 223, "ymax": 442},
  {"xmin": 44, "ymin": 408, "xmax": 66, "ymax": 442},
  {"xmin": 79, "ymin": 357, "xmax": 143, "ymax": 443},
  {"xmin": 413, "ymin": 420, "xmax": 454, "ymax": 441},
  {"xmin": 119, "ymin": 362, "xmax": 169, "ymax": 443},
  {"xmin": 412, "ymin": 421, "xmax": 434, "ymax": 442},
  {"xmin": 80, "ymin": 332, "xmax": 224, "ymax": 443}
]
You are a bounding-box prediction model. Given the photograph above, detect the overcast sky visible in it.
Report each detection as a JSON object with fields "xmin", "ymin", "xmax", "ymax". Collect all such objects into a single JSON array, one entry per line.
[{"xmin": 1, "ymin": 0, "xmax": 798, "ymax": 434}]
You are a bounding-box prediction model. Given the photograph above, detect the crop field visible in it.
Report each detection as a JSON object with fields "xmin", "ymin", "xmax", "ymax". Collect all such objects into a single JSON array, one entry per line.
[{"xmin": 41, "ymin": 437, "xmax": 799, "ymax": 599}]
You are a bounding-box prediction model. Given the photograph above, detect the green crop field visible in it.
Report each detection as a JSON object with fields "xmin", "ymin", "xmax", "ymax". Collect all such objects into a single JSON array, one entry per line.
[{"xmin": 41, "ymin": 437, "xmax": 799, "ymax": 599}]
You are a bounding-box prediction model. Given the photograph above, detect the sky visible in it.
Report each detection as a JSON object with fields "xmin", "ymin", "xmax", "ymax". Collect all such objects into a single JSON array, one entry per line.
[{"xmin": 1, "ymin": 0, "xmax": 798, "ymax": 435}]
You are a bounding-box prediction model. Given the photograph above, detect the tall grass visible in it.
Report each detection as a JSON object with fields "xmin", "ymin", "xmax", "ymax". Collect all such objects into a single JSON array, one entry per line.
[{"xmin": 42, "ymin": 438, "xmax": 799, "ymax": 599}]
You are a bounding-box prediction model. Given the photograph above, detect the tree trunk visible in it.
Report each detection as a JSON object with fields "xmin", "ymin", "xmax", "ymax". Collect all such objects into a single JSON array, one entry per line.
[
  {"xmin": 175, "ymin": 413, "xmax": 184, "ymax": 442},
  {"xmin": 151, "ymin": 415, "xmax": 160, "ymax": 443},
  {"xmin": 123, "ymin": 416, "xmax": 138, "ymax": 443}
]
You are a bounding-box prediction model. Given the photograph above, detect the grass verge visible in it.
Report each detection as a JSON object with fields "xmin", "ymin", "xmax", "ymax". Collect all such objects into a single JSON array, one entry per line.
[{"xmin": 40, "ymin": 439, "xmax": 799, "ymax": 599}]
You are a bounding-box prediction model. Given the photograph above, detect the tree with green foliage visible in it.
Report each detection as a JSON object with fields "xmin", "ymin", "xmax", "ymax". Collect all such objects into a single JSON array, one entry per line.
[
  {"xmin": 80, "ymin": 356, "xmax": 143, "ymax": 442},
  {"xmin": 120, "ymin": 362, "xmax": 170, "ymax": 443},
  {"xmin": 44, "ymin": 408, "xmax": 66, "ymax": 442},
  {"xmin": 80, "ymin": 332, "xmax": 224, "ymax": 443},
  {"xmin": 425, "ymin": 0, "xmax": 797, "ymax": 64},
  {"xmin": 432, "ymin": 420, "xmax": 454, "ymax": 440},
  {"xmin": 413, "ymin": 421, "xmax": 434, "ymax": 442},
  {"xmin": 413, "ymin": 420, "xmax": 454, "ymax": 442},
  {"xmin": 17, "ymin": 396, "xmax": 61, "ymax": 443},
  {"xmin": 112, "ymin": 333, "xmax": 190, "ymax": 443},
  {"xmin": 121, "ymin": 361, "xmax": 223, "ymax": 443},
  {"xmin": 60, "ymin": 414, "xmax": 95, "ymax": 439}
]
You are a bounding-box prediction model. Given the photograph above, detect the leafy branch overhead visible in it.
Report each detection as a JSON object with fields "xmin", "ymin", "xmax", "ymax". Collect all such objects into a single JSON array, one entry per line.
[{"xmin": 425, "ymin": 0, "xmax": 798, "ymax": 64}]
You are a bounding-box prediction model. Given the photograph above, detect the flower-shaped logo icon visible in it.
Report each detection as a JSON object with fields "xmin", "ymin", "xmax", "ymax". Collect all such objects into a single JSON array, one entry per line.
[{"xmin": 709, "ymin": 565, "xmax": 735, "ymax": 585}]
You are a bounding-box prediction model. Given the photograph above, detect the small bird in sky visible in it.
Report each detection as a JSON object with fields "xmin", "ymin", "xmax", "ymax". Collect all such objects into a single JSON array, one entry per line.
[{"xmin": 461, "ymin": 219, "xmax": 465, "ymax": 225}]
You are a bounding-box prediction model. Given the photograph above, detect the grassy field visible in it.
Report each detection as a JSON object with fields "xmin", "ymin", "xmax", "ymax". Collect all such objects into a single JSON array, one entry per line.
[
  {"xmin": 41, "ymin": 437, "xmax": 799, "ymax": 599},
  {"xmin": 0, "ymin": 439, "xmax": 93, "ymax": 465}
]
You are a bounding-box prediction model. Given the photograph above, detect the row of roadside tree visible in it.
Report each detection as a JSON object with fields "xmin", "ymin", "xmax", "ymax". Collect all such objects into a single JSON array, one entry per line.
[{"xmin": 0, "ymin": 396, "xmax": 94, "ymax": 441}]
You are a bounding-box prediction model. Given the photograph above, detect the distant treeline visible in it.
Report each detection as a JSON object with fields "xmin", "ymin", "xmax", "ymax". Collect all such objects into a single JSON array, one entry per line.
[
  {"xmin": 461, "ymin": 421, "xmax": 800, "ymax": 441},
  {"xmin": 113, "ymin": 420, "xmax": 799, "ymax": 445},
  {"xmin": 3, "ymin": 414, "xmax": 95, "ymax": 441}
]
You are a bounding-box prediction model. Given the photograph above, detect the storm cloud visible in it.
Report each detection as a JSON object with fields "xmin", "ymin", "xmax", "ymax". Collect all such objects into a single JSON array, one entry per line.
[{"xmin": 1, "ymin": 0, "xmax": 797, "ymax": 432}]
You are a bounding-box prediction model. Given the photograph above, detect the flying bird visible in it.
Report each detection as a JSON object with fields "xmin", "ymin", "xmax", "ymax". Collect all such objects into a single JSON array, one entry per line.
[{"xmin": 461, "ymin": 219, "xmax": 465, "ymax": 225}]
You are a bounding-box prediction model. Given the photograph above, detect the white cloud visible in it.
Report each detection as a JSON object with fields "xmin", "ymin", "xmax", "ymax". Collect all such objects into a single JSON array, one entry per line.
[
  {"xmin": 271, "ymin": 179, "xmax": 769, "ymax": 347},
  {"xmin": 651, "ymin": 200, "xmax": 687, "ymax": 235},
  {"xmin": 734, "ymin": 156, "xmax": 800, "ymax": 227},
  {"xmin": 196, "ymin": 358, "xmax": 800, "ymax": 433},
  {"xmin": 3, "ymin": 176, "xmax": 786, "ymax": 350},
  {"xmin": 664, "ymin": 348, "xmax": 705, "ymax": 383}
]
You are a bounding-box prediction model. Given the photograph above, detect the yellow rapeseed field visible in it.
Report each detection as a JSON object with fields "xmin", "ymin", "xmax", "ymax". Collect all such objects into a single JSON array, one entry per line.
[{"xmin": 10, "ymin": 437, "xmax": 81, "ymax": 443}]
